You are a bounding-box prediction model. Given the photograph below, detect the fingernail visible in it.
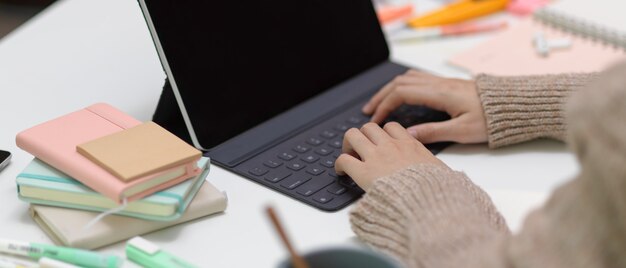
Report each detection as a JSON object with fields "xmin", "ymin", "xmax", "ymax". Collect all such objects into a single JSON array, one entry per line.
[{"xmin": 362, "ymin": 103, "xmax": 371, "ymax": 113}]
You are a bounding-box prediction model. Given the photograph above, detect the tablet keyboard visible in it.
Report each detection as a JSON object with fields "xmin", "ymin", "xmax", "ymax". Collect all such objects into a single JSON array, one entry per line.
[{"xmin": 236, "ymin": 104, "xmax": 451, "ymax": 211}]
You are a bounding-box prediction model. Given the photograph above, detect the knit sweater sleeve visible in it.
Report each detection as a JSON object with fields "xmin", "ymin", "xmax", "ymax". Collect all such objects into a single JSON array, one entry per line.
[
  {"xmin": 349, "ymin": 63, "xmax": 626, "ymax": 268},
  {"xmin": 349, "ymin": 166, "xmax": 624, "ymax": 268},
  {"xmin": 349, "ymin": 164, "xmax": 510, "ymax": 268},
  {"xmin": 475, "ymin": 73, "xmax": 596, "ymax": 148}
]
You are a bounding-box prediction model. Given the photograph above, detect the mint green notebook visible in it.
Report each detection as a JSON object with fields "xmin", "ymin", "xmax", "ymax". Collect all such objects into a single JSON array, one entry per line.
[{"xmin": 16, "ymin": 157, "xmax": 210, "ymax": 221}]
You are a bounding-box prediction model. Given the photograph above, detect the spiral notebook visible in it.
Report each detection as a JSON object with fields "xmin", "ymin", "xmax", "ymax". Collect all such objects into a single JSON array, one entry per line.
[{"xmin": 449, "ymin": 0, "xmax": 626, "ymax": 76}]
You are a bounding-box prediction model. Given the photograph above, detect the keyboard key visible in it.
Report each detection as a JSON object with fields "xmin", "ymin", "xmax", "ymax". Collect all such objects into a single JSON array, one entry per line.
[
  {"xmin": 313, "ymin": 193, "xmax": 334, "ymax": 204},
  {"xmin": 320, "ymin": 130, "xmax": 337, "ymax": 139},
  {"xmin": 278, "ymin": 152, "xmax": 296, "ymax": 161},
  {"xmin": 314, "ymin": 147, "xmax": 333, "ymax": 156},
  {"xmin": 292, "ymin": 144, "xmax": 310, "ymax": 153},
  {"xmin": 264, "ymin": 170, "xmax": 292, "ymax": 183},
  {"xmin": 297, "ymin": 188, "xmax": 318, "ymax": 197},
  {"xmin": 334, "ymin": 124, "xmax": 350, "ymax": 132},
  {"xmin": 328, "ymin": 170, "xmax": 338, "ymax": 177},
  {"xmin": 280, "ymin": 176, "xmax": 311, "ymax": 190},
  {"xmin": 306, "ymin": 137, "xmax": 323, "ymax": 146},
  {"xmin": 306, "ymin": 167, "xmax": 325, "ymax": 176},
  {"xmin": 263, "ymin": 159, "xmax": 283, "ymax": 168},
  {"xmin": 383, "ymin": 105, "xmax": 451, "ymax": 128},
  {"xmin": 320, "ymin": 158, "xmax": 335, "ymax": 168},
  {"xmin": 296, "ymin": 176, "xmax": 334, "ymax": 196},
  {"xmin": 347, "ymin": 116, "xmax": 364, "ymax": 125},
  {"xmin": 248, "ymin": 167, "xmax": 268, "ymax": 176},
  {"xmin": 328, "ymin": 139, "xmax": 342, "ymax": 149},
  {"xmin": 326, "ymin": 183, "xmax": 347, "ymax": 195},
  {"xmin": 338, "ymin": 175, "xmax": 358, "ymax": 188},
  {"xmin": 301, "ymin": 154, "xmax": 319, "ymax": 163},
  {"xmin": 287, "ymin": 162, "xmax": 306, "ymax": 171}
]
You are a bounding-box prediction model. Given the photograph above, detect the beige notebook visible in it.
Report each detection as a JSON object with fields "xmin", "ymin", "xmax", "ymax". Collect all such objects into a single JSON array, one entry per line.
[
  {"xmin": 77, "ymin": 121, "xmax": 201, "ymax": 182},
  {"xmin": 449, "ymin": 0, "xmax": 626, "ymax": 76},
  {"xmin": 29, "ymin": 182, "xmax": 227, "ymax": 250}
]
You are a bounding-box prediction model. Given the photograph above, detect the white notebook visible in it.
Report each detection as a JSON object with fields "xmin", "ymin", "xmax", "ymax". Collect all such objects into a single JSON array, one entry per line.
[
  {"xmin": 539, "ymin": 0, "xmax": 626, "ymax": 36},
  {"xmin": 534, "ymin": 0, "xmax": 626, "ymax": 48},
  {"xmin": 30, "ymin": 182, "xmax": 227, "ymax": 250},
  {"xmin": 449, "ymin": 0, "xmax": 626, "ymax": 76}
]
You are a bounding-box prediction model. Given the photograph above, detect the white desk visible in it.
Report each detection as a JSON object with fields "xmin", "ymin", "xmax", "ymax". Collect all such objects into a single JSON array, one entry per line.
[{"xmin": 0, "ymin": 0, "xmax": 579, "ymax": 267}]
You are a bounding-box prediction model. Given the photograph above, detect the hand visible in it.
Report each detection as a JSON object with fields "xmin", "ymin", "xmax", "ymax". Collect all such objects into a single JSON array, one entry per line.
[
  {"xmin": 362, "ymin": 70, "xmax": 488, "ymax": 144},
  {"xmin": 335, "ymin": 122, "xmax": 449, "ymax": 191}
]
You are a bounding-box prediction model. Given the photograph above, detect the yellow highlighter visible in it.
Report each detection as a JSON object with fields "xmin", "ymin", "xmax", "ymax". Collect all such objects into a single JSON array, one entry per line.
[{"xmin": 408, "ymin": 0, "xmax": 509, "ymax": 28}]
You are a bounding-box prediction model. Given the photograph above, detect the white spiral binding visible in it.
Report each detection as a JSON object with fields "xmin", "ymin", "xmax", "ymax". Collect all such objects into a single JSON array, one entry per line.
[{"xmin": 533, "ymin": 8, "xmax": 626, "ymax": 50}]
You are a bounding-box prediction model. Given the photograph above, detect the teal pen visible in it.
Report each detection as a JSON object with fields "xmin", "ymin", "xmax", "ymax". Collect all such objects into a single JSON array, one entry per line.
[
  {"xmin": 126, "ymin": 236, "xmax": 198, "ymax": 268},
  {"xmin": 0, "ymin": 239, "xmax": 122, "ymax": 268}
]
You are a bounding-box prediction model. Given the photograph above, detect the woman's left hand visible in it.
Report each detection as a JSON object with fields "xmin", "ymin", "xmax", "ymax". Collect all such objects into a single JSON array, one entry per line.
[{"xmin": 335, "ymin": 122, "xmax": 449, "ymax": 192}]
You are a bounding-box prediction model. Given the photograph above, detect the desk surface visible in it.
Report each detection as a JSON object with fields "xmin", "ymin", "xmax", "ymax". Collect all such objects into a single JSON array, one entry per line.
[{"xmin": 0, "ymin": 0, "xmax": 578, "ymax": 267}]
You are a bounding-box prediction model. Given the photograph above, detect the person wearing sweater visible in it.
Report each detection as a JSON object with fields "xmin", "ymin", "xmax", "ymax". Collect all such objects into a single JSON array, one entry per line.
[{"xmin": 335, "ymin": 62, "xmax": 626, "ymax": 267}]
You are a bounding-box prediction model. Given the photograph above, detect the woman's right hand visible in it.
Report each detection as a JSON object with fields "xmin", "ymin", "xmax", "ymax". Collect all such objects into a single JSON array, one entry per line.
[{"xmin": 362, "ymin": 70, "xmax": 489, "ymax": 144}]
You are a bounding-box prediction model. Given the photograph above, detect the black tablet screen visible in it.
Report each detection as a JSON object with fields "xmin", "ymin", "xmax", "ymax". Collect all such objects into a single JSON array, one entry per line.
[{"xmin": 142, "ymin": 0, "xmax": 388, "ymax": 149}]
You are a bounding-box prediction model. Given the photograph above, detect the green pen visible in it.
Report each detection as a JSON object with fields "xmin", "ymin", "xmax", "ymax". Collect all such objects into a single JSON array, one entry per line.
[
  {"xmin": 0, "ymin": 239, "xmax": 122, "ymax": 268},
  {"xmin": 126, "ymin": 236, "xmax": 198, "ymax": 268}
]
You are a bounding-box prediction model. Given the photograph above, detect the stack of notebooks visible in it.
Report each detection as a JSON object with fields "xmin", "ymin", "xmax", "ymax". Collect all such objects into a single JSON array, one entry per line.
[{"xmin": 15, "ymin": 103, "xmax": 227, "ymax": 250}]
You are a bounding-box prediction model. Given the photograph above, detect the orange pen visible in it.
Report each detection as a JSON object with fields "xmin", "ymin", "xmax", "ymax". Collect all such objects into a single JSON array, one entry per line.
[
  {"xmin": 390, "ymin": 21, "xmax": 508, "ymax": 42},
  {"xmin": 408, "ymin": 0, "xmax": 509, "ymax": 28}
]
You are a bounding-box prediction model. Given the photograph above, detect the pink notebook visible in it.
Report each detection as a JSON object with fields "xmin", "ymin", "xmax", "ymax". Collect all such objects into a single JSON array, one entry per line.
[
  {"xmin": 448, "ymin": 18, "xmax": 626, "ymax": 76},
  {"xmin": 16, "ymin": 103, "xmax": 201, "ymax": 204}
]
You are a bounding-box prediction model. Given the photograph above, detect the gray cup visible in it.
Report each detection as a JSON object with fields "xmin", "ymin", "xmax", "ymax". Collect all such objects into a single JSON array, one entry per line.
[{"xmin": 278, "ymin": 246, "xmax": 402, "ymax": 268}]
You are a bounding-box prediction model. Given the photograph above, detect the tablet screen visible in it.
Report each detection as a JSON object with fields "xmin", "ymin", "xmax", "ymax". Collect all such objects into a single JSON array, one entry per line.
[{"xmin": 141, "ymin": 0, "xmax": 388, "ymax": 149}]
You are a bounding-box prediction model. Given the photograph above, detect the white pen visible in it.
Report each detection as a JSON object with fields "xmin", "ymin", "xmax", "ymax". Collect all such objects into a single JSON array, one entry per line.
[
  {"xmin": 0, "ymin": 238, "xmax": 122, "ymax": 268},
  {"xmin": 39, "ymin": 257, "xmax": 79, "ymax": 268},
  {"xmin": 0, "ymin": 257, "xmax": 36, "ymax": 268}
]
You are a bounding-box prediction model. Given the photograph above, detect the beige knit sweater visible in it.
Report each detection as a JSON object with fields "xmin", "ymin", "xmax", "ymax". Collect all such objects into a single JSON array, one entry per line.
[{"xmin": 350, "ymin": 62, "xmax": 626, "ymax": 268}]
